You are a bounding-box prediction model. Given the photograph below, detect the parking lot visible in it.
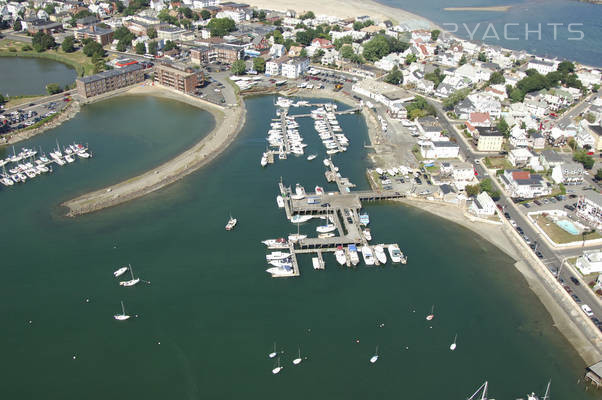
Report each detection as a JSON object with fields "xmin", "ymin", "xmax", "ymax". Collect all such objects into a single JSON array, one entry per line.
[{"xmin": 0, "ymin": 97, "xmax": 71, "ymax": 134}]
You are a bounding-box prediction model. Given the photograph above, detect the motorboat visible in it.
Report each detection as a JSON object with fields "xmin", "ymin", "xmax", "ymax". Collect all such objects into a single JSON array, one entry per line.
[
  {"xmin": 290, "ymin": 214, "xmax": 313, "ymax": 224},
  {"xmin": 307, "ymin": 154, "xmax": 317, "ymax": 161},
  {"xmin": 374, "ymin": 245, "xmax": 387, "ymax": 264},
  {"xmin": 335, "ymin": 246, "xmax": 346, "ymax": 265},
  {"xmin": 312, "ymin": 257, "xmax": 324, "ymax": 270},
  {"xmin": 262, "ymin": 238, "xmax": 288, "ymax": 249},
  {"xmin": 323, "ymin": 159, "xmax": 330, "ymax": 167},
  {"xmin": 348, "ymin": 245, "xmax": 360, "ymax": 266},
  {"xmin": 316, "ymin": 224, "xmax": 336, "ymax": 233},
  {"xmin": 359, "ymin": 213, "xmax": 370, "ymax": 226},
  {"xmin": 363, "ymin": 229, "xmax": 372, "ymax": 241},
  {"xmin": 276, "ymin": 195, "xmax": 285, "ymax": 208},
  {"xmin": 268, "ymin": 259, "xmax": 292, "ymax": 268},
  {"xmin": 314, "ymin": 186, "xmax": 324, "ymax": 195},
  {"xmin": 317, "ymin": 233, "xmax": 335, "ymax": 239},
  {"xmin": 291, "ymin": 184, "xmax": 306, "ymax": 200},
  {"xmin": 361, "ymin": 245, "xmax": 375, "ymax": 266},
  {"xmin": 113, "ymin": 301, "xmax": 130, "ymax": 321},
  {"xmin": 225, "ymin": 216, "xmax": 237, "ymax": 231},
  {"xmin": 266, "ymin": 251, "xmax": 291, "ymax": 261},
  {"xmin": 113, "ymin": 266, "xmax": 128, "ymax": 277},
  {"xmin": 266, "ymin": 265, "xmax": 294, "ymax": 277},
  {"xmin": 387, "ymin": 244, "xmax": 406, "ymax": 264},
  {"xmin": 65, "ymin": 154, "xmax": 75, "ymax": 163},
  {"xmin": 288, "ymin": 233, "xmax": 307, "ymax": 242}
]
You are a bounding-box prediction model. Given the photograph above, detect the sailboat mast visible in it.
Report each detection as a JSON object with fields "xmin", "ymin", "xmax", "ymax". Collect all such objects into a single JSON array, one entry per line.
[
  {"xmin": 129, "ymin": 264, "xmax": 134, "ymax": 279},
  {"xmin": 121, "ymin": 301, "xmax": 125, "ymax": 315},
  {"xmin": 543, "ymin": 380, "xmax": 551, "ymax": 400}
]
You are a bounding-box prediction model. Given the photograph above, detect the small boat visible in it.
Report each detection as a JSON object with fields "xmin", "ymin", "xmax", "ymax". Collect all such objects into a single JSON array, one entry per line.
[
  {"xmin": 359, "ymin": 213, "xmax": 370, "ymax": 226},
  {"xmin": 311, "ymin": 257, "xmax": 324, "ymax": 270},
  {"xmin": 370, "ymin": 346, "xmax": 379, "ymax": 364},
  {"xmin": 291, "ymin": 215, "xmax": 313, "ymax": 224},
  {"xmin": 374, "ymin": 245, "xmax": 387, "ymax": 264},
  {"xmin": 450, "ymin": 334, "xmax": 457, "ymax": 351},
  {"xmin": 113, "ymin": 266, "xmax": 128, "ymax": 278},
  {"xmin": 387, "ymin": 244, "xmax": 404, "ymax": 264},
  {"xmin": 348, "ymin": 245, "xmax": 360, "ymax": 266},
  {"xmin": 335, "ymin": 246, "xmax": 346, "ymax": 265},
  {"xmin": 291, "ymin": 184, "xmax": 306, "ymax": 200},
  {"xmin": 363, "ymin": 229, "xmax": 372, "ymax": 241},
  {"xmin": 292, "ymin": 346, "xmax": 303, "ymax": 365},
  {"xmin": 260, "ymin": 152, "xmax": 268, "ymax": 167},
  {"xmin": 268, "ymin": 342, "xmax": 277, "ymax": 358},
  {"xmin": 361, "ymin": 245, "xmax": 375, "ymax": 266},
  {"xmin": 316, "ymin": 224, "xmax": 336, "ymax": 233},
  {"xmin": 314, "ymin": 186, "xmax": 324, "ymax": 195},
  {"xmin": 119, "ymin": 264, "xmax": 140, "ymax": 287},
  {"xmin": 288, "ymin": 233, "xmax": 307, "ymax": 242},
  {"xmin": 225, "ymin": 215, "xmax": 237, "ymax": 231},
  {"xmin": 266, "ymin": 251, "xmax": 291, "ymax": 261},
  {"xmin": 77, "ymin": 151, "xmax": 90, "ymax": 159},
  {"xmin": 322, "ymin": 159, "xmax": 330, "ymax": 167},
  {"xmin": 268, "ymin": 259, "xmax": 292, "ymax": 268},
  {"xmin": 307, "ymin": 154, "xmax": 317, "ymax": 161},
  {"xmin": 113, "ymin": 301, "xmax": 130, "ymax": 321},
  {"xmin": 266, "ymin": 264, "xmax": 294, "ymax": 276},
  {"xmin": 65, "ymin": 154, "xmax": 75, "ymax": 163},
  {"xmin": 272, "ymin": 357, "xmax": 283, "ymax": 374},
  {"xmin": 276, "ymin": 195, "xmax": 285, "ymax": 208},
  {"xmin": 317, "ymin": 233, "xmax": 335, "ymax": 239},
  {"xmin": 426, "ymin": 305, "xmax": 435, "ymax": 321},
  {"xmin": 262, "ymin": 238, "xmax": 288, "ymax": 249}
]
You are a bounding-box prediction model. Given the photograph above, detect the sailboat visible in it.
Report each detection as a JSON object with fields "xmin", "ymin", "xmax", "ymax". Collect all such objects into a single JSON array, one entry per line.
[
  {"xmin": 113, "ymin": 301, "xmax": 130, "ymax": 321},
  {"xmin": 272, "ymin": 357, "xmax": 283, "ymax": 374},
  {"xmin": 369, "ymin": 346, "xmax": 379, "ymax": 363},
  {"xmin": 292, "ymin": 346, "xmax": 303, "ymax": 365},
  {"xmin": 120, "ymin": 264, "xmax": 140, "ymax": 287},
  {"xmin": 467, "ymin": 381, "xmax": 488, "ymax": 400},
  {"xmin": 288, "ymin": 221, "xmax": 307, "ymax": 242},
  {"xmin": 426, "ymin": 305, "xmax": 435, "ymax": 321},
  {"xmin": 268, "ymin": 342, "xmax": 277, "ymax": 358},
  {"xmin": 450, "ymin": 334, "xmax": 457, "ymax": 351}
]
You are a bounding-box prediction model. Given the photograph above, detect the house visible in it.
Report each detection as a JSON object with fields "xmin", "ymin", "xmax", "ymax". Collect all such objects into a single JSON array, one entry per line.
[
  {"xmin": 281, "ymin": 57, "xmax": 310, "ymax": 79},
  {"xmin": 539, "ymin": 149, "xmax": 564, "ymax": 170},
  {"xmin": 577, "ymin": 192, "xmax": 602, "ymax": 229},
  {"xmin": 157, "ymin": 25, "xmax": 187, "ymax": 41},
  {"xmin": 508, "ymin": 148, "xmax": 534, "ymax": 167},
  {"xmin": 190, "ymin": 44, "xmax": 244, "ymax": 65},
  {"xmin": 551, "ymin": 162, "xmax": 584, "ymax": 185},
  {"xmin": 473, "ymin": 127, "xmax": 504, "ymax": 152},
  {"xmin": 288, "ymin": 45, "xmax": 304, "ymax": 57},
  {"xmin": 439, "ymin": 160, "xmax": 475, "ymax": 190},
  {"xmin": 420, "ymin": 141, "xmax": 459, "ymax": 159},
  {"xmin": 501, "ymin": 170, "xmax": 551, "ymax": 199},
  {"xmin": 470, "ymin": 191, "xmax": 496, "ymax": 216},
  {"xmin": 509, "ymin": 125, "xmax": 529, "ymax": 148},
  {"xmin": 76, "ymin": 15, "xmax": 100, "ymax": 28},
  {"xmin": 468, "ymin": 112, "xmax": 491, "ymax": 128},
  {"xmin": 310, "ymin": 37, "xmax": 333, "ymax": 49},
  {"xmin": 265, "ymin": 59, "xmax": 281, "ymax": 76},
  {"xmin": 577, "ymin": 250, "xmax": 602, "ymax": 275},
  {"xmin": 269, "ymin": 44, "xmax": 285, "ymax": 58},
  {"xmin": 467, "ymin": 93, "xmax": 501, "ymax": 119},
  {"xmin": 527, "ymin": 58, "xmax": 558, "ymax": 75},
  {"xmin": 416, "ymin": 116, "xmax": 443, "ymax": 141},
  {"xmin": 578, "ymin": 122, "xmax": 602, "ymax": 151},
  {"xmin": 530, "ymin": 131, "xmax": 546, "ymax": 150}
]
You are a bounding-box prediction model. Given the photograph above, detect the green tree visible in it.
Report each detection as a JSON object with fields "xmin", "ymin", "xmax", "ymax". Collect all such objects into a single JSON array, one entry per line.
[
  {"xmin": 405, "ymin": 53, "xmax": 416, "ymax": 65},
  {"xmin": 116, "ymin": 39, "xmax": 128, "ymax": 52},
  {"xmin": 44, "ymin": 3, "xmax": 56, "ymax": 15},
  {"xmin": 557, "ymin": 60, "xmax": 575, "ymax": 74},
  {"xmin": 465, "ymin": 184, "xmax": 480, "ymax": 197},
  {"xmin": 430, "ymin": 29, "xmax": 440, "ymax": 41},
  {"xmin": 384, "ymin": 66, "xmax": 403, "ymax": 85},
  {"xmin": 458, "ymin": 54, "xmax": 467, "ymax": 66},
  {"xmin": 32, "ymin": 32, "xmax": 56, "ymax": 52},
  {"xmin": 200, "ymin": 9, "xmax": 211, "ymax": 20},
  {"xmin": 135, "ymin": 42, "xmax": 146, "ymax": 55},
  {"xmin": 311, "ymin": 49, "xmax": 324, "ymax": 63},
  {"xmin": 488, "ymin": 71, "xmax": 505, "ymax": 85},
  {"xmin": 424, "ymin": 68, "xmax": 445, "ymax": 87},
  {"xmin": 333, "ymin": 36, "xmax": 352, "ymax": 50},
  {"xmin": 340, "ymin": 44, "xmax": 354, "ymax": 59},
  {"xmin": 0, "ymin": 93, "xmax": 5, "ymax": 104},
  {"xmin": 509, "ymin": 88, "xmax": 524, "ymax": 102},
  {"xmin": 13, "ymin": 20, "xmax": 22, "ymax": 31},
  {"xmin": 295, "ymin": 30, "xmax": 313, "ymax": 46},
  {"xmin": 477, "ymin": 52, "xmax": 487, "ymax": 62},
  {"xmin": 593, "ymin": 84, "xmax": 600, "ymax": 93},
  {"xmin": 163, "ymin": 40, "xmax": 177, "ymax": 51},
  {"xmin": 585, "ymin": 112, "xmax": 596, "ymax": 123},
  {"xmin": 257, "ymin": 10, "xmax": 266, "ymax": 21},
  {"xmin": 231, "ymin": 59, "xmax": 246, "ymax": 75},
  {"xmin": 83, "ymin": 41, "xmax": 104, "ymax": 57},
  {"xmin": 148, "ymin": 40, "xmax": 158, "ymax": 55},
  {"xmin": 442, "ymin": 87, "xmax": 471, "ymax": 110},
  {"xmin": 300, "ymin": 11, "xmax": 315, "ymax": 20},
  {"xmin": 46, "ymin": 83, "xmax": 62, "ymax": 95},
  {"xmin": 496, "ymin": 118, "xmax": 510, "ymax": 138},
  {"xmin": 299, "ymin": 48, "xmax": 307, "ymax": 58},
  {"xmin": 147, "ymin": 27, "xmax": 157, "ymax": 39},
  {"xmin": 61, "ymin": 36, "xmax": 75, "ymax": 53},
  {"xmin": 573, "ymin": 150, "xmax": 595, "ymax": 170},
  {"xmin": 180, "ymin": 7, "xmax": 193, "ymax": 18},
  {"xmin": 207, "ymin": 17, "xmax": 236, "ymax": 37},
  {"xmin": 273, "ymin": 29, "xmax": 283, "ymax": 44},
  {"xmin": 253, "ymin": 57, "xmax": 266, "ymax": 72}
]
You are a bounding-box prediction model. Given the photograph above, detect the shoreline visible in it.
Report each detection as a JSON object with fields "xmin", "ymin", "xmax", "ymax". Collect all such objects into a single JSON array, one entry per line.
[
  {"xmin": 443, "ymin": 6, "xmax": 513, "ymax": 12},
  {"xmin": 61, "ymin": 85, "xmax": 246, "ymax": 216}
]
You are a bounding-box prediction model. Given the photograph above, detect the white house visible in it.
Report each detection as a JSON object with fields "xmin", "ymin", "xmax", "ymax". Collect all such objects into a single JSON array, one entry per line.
[
  {"xmin": 265, "ymin": 59, "xmax": 281, "ymax": 76},
  {"xmin": 577, "ymin": 192, "xmax": 602, "ymax": 229},
  {"xmin": 527, "ymin": 59, "xmax": 558, "ymax": 75},
  {"xmin": 508, "ymin": 148, "xmax": 534, "ymax": 167},
  {"xmin": 501, "ymin": 170, "xmax": 551, "ymax": 199},
  {"xmin": 281, "ymin": 58, "xmax": 309, "ymax": 79},
  {"xmin": 551, "ymin": 162, "xmax": 584, "ymax": 185},
  {"xmin": 269, "ymin": 44, "xmax": 286, "ymax": 58},
  {"xmin": 576, "ymin": 250, "xmax": 602, "ymax": 275},
  {"xmin": 420, "ymin": 141, "xmax": 459, "ymax": 159},
  {"xmin": 470, "ymin": 191, "xmax": 496, "ymax": 216}
]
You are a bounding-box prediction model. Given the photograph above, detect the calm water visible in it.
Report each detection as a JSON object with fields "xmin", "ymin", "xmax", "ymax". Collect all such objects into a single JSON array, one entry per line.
[
  {"xmin": 0, "ymin": 94, "xmax": 597, "ymax": 399},
  {"xmin": 0, "ymin": 56, "xmax": 77, "ymax": 96},
  {"xmin": 380, "ymin": 0, "xmax": 602, "ymax": 67}
]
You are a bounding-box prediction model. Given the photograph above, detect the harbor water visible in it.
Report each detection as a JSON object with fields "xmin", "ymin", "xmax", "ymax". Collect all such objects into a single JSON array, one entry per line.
[
  {"xmin": 0, "ymin": 56, "xmax": 77, "ymax": 96},
  {"xmin": 0, "ymin": 94, "xmax": 598, "ymax": 399}
]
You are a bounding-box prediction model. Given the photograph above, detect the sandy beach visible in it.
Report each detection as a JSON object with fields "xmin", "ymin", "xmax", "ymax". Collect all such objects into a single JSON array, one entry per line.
[
  {"xmin": 61, "ymin": 85, "xmax": 246, "ymax": 216},
  {"xmin": 443, "ymin": 6, "xmax": 513, "ymax": 12},
  {"xmin": 245, "ymin": 0, "xmax": 434, "ymax": 29}
]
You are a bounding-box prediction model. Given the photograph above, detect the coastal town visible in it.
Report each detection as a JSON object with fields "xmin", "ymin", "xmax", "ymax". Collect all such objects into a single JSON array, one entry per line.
[{"xmin": 2, "ymin": 0, "xmax": 602, "ymax": 395}]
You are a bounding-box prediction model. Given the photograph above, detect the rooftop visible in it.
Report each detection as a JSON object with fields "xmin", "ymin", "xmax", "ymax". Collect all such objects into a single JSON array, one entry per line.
[{"xmin": 77, "ymin": 64, "xmax": 143, "ymax": 84}]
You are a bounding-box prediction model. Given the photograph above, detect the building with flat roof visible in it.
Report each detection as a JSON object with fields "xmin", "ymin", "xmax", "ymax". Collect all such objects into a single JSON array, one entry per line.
[
  {"xmin": 473, "ymin": 127, "xmax": 504, "ymax": 152},
  {"xmin": 576, "ymin": 249, "xmax": 602, "ymax": 275},
  {"xmin": 190, "ymin": 44, "xmax": 244, "ymax": 65},
  {"xmin": 76, "ymin": 64, "xmax": 145, "ymax": 99},
  {"xmin": 75, "ymin": 25, "xmax": 114, "ymax": 46},
  {"xmin": 154, "ymin": 63, "xmax": 201, "ymax": 94},
  {"xmin": 577, "ymin": 192, "xmax": 602, "ymax": 229},
  {"xmin": 27, "ymin": 19, "xmax": 63, "ymax": 34}
]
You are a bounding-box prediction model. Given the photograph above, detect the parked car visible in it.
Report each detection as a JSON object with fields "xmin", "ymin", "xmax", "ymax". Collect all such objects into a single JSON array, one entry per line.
[
  {"xmin": 504, "ymin": 212, "xmax": 511, "ymax": 219},
  {"xmin": 570, "ymin": 276, "xmax": 580, "ymax": 285},
  {"xmin": 523, "ymin": 203, "xmax": 531, "ymax": 208},
  {"xmin": 534, "ymin": 200, "xmax": 542, "ymax": 206},
  {"xmin": 581, "ymin": 304, "xmax": 594, "ymax": 317},
  {"xmin": 564, "ymin": 205, "xmax": 575, "ymax": 211},
  {"xmin": 535, "ymin": 251, "xmax": 543, "ymax": 258}
]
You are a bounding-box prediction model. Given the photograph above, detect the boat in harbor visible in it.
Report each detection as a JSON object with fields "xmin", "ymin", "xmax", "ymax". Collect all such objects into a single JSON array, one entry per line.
[
  {"xmin": 291, "ymin": 184, "xmax": 306, "ymax": 200},
  {"xmin": 266, "ymin": 264, "xmax": 294, "ymax": 277},
  {"xmin": 387, "ymin": 244, "xmax": 406, "ymax": 264},
  {"xmin": 225, "ymin": 215, "xmax": 237, "ymax": 231},
  {"xmin": 113, "ymin": 266, "xmax": 128, "ymax": 277},
  {"xmin": 317, "ymin": 232, "xmax": 335, "ymax": 239},
  {"xmin": 374, "ymin": 245, "xmax": 387, "ymax": 264},
  {"xmin": 335, "ymin": 246, "xmax": 346, "ymax": 265},
  {"xmin": 369, "ymin": 346, "xmax": 379, "ymax": 364},
  {"xmin": 276, "ymin": 195, "xmax": 285, "ymax": 208},
  {"xmin": 291, "ymin": 214, "xmax": 313, "ymax": 224},
  {"xmin": 314, "ymin": 186, "xmax": 324, "ymax": 195},
  {"xmin": 260, "ymin": 152, "xmax": 268, "ymax": 167},
  {"xmin": 316, "ymin": 224, "xmax": 336, "ymax": 233},
  {"xmin": 307, "ymin": 154, "xmax": 317, "ymax": 161},
  {"xmin": 119, "ymin": 264, "xmax": 140, "ymax": 287},
  {"xmin": 268, "ymin": 259, "xmax": 292, "ymax": 268},
  {"xmin": 426, "ymin": 305, "xmax": 435, "ymax": 321},
  {"xmin": 266, "ymin": 251, "xmax": 290, "ymax": 261},
  {"xmin": 359, "ymin": 213, "xmax": 370, "ymax": 226},
  {"xmin": 268, "ymin": 342, "xmax": 278, "ymax": 358},
  {"xmin": 262, "ymin": 238, "xmax": 288, "ymax": 249},
  {"xmin": 113, "ymin": 301, "xmax": 130, "ymax": 321},
  {"xmin": 311, "ymin": 257, "xmax": 324, "ymax": 270},
  {"xmin": 361, "ymin": 245, "xmax": 375, "ymax": 266},
  {"xmin": 450, "ymin": 334, "xmax": 457, "ymax": 351},
  {"xmin": 322, "ymin": 158, "xmax": 330, "ymax": 167},
  {"xmin": 363, "ymin": 228, "xmax": 372, "ymax": 241},
  {"xmin": 348, "ymin": 245, "xmax": 360, "ymax": 266},
  {"xmin": 65, "ymin": 154, "xmax": 75, "ymax": 163},
  {"xmin": 272, "ymin": 357, "xmax": 283, "ymax": 375},
  {"xmin": 292, "ymin": 346, "xmax": 303, "ymax": 365}
]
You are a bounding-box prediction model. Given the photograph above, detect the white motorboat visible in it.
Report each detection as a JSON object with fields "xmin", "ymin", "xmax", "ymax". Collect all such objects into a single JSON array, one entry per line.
[
  {"xmin": 292, "ymin": 347, "xmax": 303, "ymax": 365},
  {"xmin": 387, "ymin": 244, "xmax": 406, "ymax": 264},
  {"xmin": 291, "ymin": 184, "xmax": 306, "ymax": 200},
  {"xmin": 323, "ymin": 159, "xmax": 330, "ymax": 167},
  {"xmin": 268, "ymin": 259, "xmax": 292, "ymax": 268},
  {"xmin": 268, "ymin": 342, "xmax": 278, "ymax": 358},
  {"xmin": 311, "ymin": 257, "xmax": 324, "ymax": 270},
  {"xmin": 276, "ymin": 195, "xmax": 285, "ymax": 208},
  {"xmin": 113, "ymin": 266, "xmax": 128, "ymax": 277},
  {"xmin": 120, "ymin": 264, "xmax": 140, "ymax": 287},
  {"xmin": 348, "ymin": 245, "xmax": 360, "ymax": 266},
  {"xmin": 374, "ymin": 245, "xmax": 387, "ymax": 264},
  {"xmin": 113, "ymin": 301, "xmax": 130, "ymax": 321},
  {"xmin": 316, "ymin": 224, "xmax": 336, "ymax": 233},
  {"xmin": 260, "ymin": 152, "xmax": 268, "ymax": 167},
  {"xmin": 225, "ymin": 215, "xmax": 237, "ymax": 231},
  {"xmin": 370, "ymin": 346, "xmax": 379, "ymax": 364},
  {"xmin": 65, "ymin": 154, "xmax": 75, "ymax": 163},
  {"xmin": 262, "ymin": 238, "xmax": 288, "ymax": 249},
  {"xmin": 450, "ymin": 334, "xmax": 457, "ymax": 351},
  {"xmin": 266, "ymin": 265, "xmax": 294, "ymax": 276},
  {"xmin": 363, "ymin": 229, "xmax": 372, "ymax": 241},
  {"xmin": 288, "ymin": 233, "xmax": 307, "ymax": 242},
  {"xmin": 307, "ymin": 154, "xmax": 317, "ymax": 161},
  {"xmin": 272, "ymin": 358, "xmax": 283, "ymax": 374},
  {"xmin": 266, "ymin": 251, "xmax": 291, "ymax": 261},
  {"xmin": 335, "ymin": 246, "xmax": 346, "ymax": 265},
  {"xmin": 317, "ymin": 233, "xmax": 335, "ymax": 239},
  {"xmin": 314, "ymin": 186, "xmax": 324, "ymax": 195},
  {"xmin": 78, "ymin": 151, "xmax": 90, "ymax": 158},
  {"xmin": 361, "ymin": 245, "xmax": 375, "ymax": 266},
  {"xmin": 291, "ymin": 214, "xmax": 313, "ymax": 224}
]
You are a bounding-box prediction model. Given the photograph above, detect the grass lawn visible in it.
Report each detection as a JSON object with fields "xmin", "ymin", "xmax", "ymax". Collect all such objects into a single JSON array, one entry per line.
[
  {"xmin": 3, "ymin": 95, "xmax": 44, "ymax": 108},
  {"xmin": 484, "ymin": 156, "xmax": 512, "ymax": 170},
  {"xmin": 533, "ymin": 214, "xmax": 602, "ymax": 244},
  {"xmin": 368, "ymin": 170, "xmax": 383, "ymax": 190}
]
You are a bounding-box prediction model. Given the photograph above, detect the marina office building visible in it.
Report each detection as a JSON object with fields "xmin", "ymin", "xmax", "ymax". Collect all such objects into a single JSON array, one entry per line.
[
  {"xmin": 75, "ymin": 64, "xmax": 145, "ymax": 99},
  {"xmin": 153, "ymin": 63, "xmax": 202, "ymax": 94}
]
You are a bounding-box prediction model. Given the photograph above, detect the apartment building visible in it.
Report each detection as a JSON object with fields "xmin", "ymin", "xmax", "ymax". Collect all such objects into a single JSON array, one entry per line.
[
  {"xmin": 76, "ymin": 64, "xmax": 145, "ymax": 98},
  {"xmin": 154, "ymin": 63, "xmax": 200, "ymax": 94}
]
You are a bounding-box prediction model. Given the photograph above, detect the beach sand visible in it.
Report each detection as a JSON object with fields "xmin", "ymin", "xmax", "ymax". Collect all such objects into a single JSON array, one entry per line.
[{"xmin": 245, "ymin": 0, "xmax": 434, "ymax": 29}]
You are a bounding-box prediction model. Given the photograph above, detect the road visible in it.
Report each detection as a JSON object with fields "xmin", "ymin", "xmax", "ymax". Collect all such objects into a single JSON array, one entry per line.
[{"xmin": 2, "ymin": 90, "xmax": 76, "ymax": 114}]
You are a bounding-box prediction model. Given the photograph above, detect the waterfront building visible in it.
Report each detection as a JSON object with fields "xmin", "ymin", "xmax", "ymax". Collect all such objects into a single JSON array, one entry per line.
[
  {"xmin": 75, "ymin": 25, "xmax": 114, "ymax": 45},
  {"xmin": 527, "ymin": 59, "xmax": 558, "ymax": 75},
  {"xmin": 420, "ymin": 141, "xmax": 459, "ymax": 159},
  {"xmin": 190, "ymin": 44, "xmax": 244, "ymax": 65},
  {"xmin": 154, "ymin": 63, "xmax": 201, "ymax": 94},
  {"xmin": 576, "ymin": 192, "xmax": 602, "ymax": 229},
  {"xmin": 470, "ymin": 191, "xmax": 496, "ymax": 216},
  {"xmin": 501, "ymin": 170, "xmax": 551, "ymax": 199},
  {"xmin": 280, "ymin": 57, "xmax": 310, "ymax": 79},
  {"xmin": 76, "ymin": 64, "xmax": 145, "ymax": 99},
  {"xmin": 473, "ymin": 127, "xmax": 504, "ymax": 152},
  {"xmin": 576, "ymin": 249, "xmax": 602, "ymax": 275},
  {"xmin": 352, "ymin": 79, "xmax": 414, "ymax": 118}
]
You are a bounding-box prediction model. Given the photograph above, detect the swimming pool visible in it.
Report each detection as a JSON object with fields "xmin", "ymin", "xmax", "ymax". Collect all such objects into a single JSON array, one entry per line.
[{"xmin": 556, "ymin": 219, "xmax": 580, "ymax": 235}]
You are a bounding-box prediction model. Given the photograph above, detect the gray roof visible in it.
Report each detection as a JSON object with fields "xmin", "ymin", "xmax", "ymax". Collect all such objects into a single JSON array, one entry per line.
[
  {"xmin": 433, "ymin": 141, "xmax": 459, "ymax": 148},
  {"xmin": 77, "ymin": 64, "xmax": 143, "ymax": 84},
  {"xmin": 476, "ymin": 127, "xmax": 503, "ymax": 137},
  {"xmin": 541, "ymin": 149, "xmax": 563, "ymax": 163},
  {"xmin": 583, "ymin": 191, "xmax": 602, "ymax": 207},
  {"xmin": 588, "ymin": 361, "xmax": 602, "ymax": 377}
]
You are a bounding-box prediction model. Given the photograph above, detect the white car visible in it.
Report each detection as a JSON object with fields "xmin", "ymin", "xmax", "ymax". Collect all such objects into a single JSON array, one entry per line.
[
  {"xmin": 581, "ymin": 304, "xmax": 594, "ymax": 317},
  {"xmin": 509, "ymin": 219, "xmax": 517, "ymax": 228}
]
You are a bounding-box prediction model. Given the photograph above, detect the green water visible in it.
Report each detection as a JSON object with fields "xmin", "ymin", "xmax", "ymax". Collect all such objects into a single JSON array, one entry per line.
[
  {"xmin": 0, "ymin": 56, "xmax": 77, "ymax": 96},
  {"xmin": 0, "ymin": 95, "xmax": 596, "ymax": 399}
]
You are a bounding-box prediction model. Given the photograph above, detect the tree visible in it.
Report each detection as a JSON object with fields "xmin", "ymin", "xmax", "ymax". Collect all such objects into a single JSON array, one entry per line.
[
  {"xmin": 13, "ymin": 20, "xmax": 22, "ymax": 31},
  {"xmin": 333, "ymin": 36, "xmax": 352, "ymax": 50},
  {"xmin": 257, "ymin": 10, "xmax": 266, "ymax": 21},
  {"xmin": 46, "ymin": 83, "xmax": 62, "ymax": 95},
  {"xmin": 295, "ymin": 30, "xmax": 313, "ymax": 46},
  {"xmin": 405, "ymin": 53, "xmax": 416, "ymax": 65},
  {"xmin": 163, "ymin": 40, "xmax": 178, "ymax": 51},
  {"xmin": 147, "ymin": 27, "xmax": 157, "ymax": 39},
  {"xmin": 116, "ymin": 39, "xmax": 128, "ymax": 52},
  {"xmin": 61, "ymin": 36, "xmax": 75, "ymax": 53},
  {"xmin": 465, "ymin": 184, "xmax": 480, "ymax": 197},
  {"xmin": 32, "ymin": 32, "xmax": 56, "ymax": 52},
  {"xmin": 299, "ymin": 48, "xmax": 307, "ymax": 58},
  {"xmin": 340, "ymin": 44, "xmax": 354, "ymax": 60},
  {"xmin": 477, "ymin": 52, "xmax": 487, "ymax": 62},
  {"xmin": 585, "ymin": 112, "xmax": 596, "ymax": 124},
  {"xmin": 430, "ymin": 29, "xmax": 440, "ymax": 41},
  {"xmin": 384, "ymin": 66, "xmax": 403, "ymax": 85},
  {"xmin": 0, "ymin": 93, "xmax": 5, "ymax": 104},
  {"xmin": 135, "ymin": 42, "xmax": 146, "ymax": 55},
  {"xmin": 311, "ymin": 49, "xmax": 324, "ymax": 63},
  {"xmin": 424, "ymin": 68, "xmax": 445, "ymax": 87},
  {"xmin": 200, "ymin": 9, "xmax": 211, "ymax": 20},
  {"xmin": 593, "ymin": 84, "xmax": 600, "ymax": 93},
  {"xmin": 272, "ymin": 29, "xmax": 283, "ymax": 44},
  {"xmin": 557, "ymin": 60, "xmax": 575, "ymax": 74},
  {"xmin": 44, "ymin": 4, "xmax": 56, "ymax": 15},
  {"xmin": 83, "ymin": 41, "xmax": 104, "ymax": 57},
  {"xmin": 114, "ymin": 0, "xmax": 125, "ymax": 13},
  {"xmin": 253, "ymin": 57, "xmax": 266, "ymax": 72},
  {"xmin": 458, "ymin": 54, "xmax": 467, "ymax": 66},
  {"xmin": 207, "ymin": 17, "xmax": 236, "ymax": 37},
  {"xmin": 361, "ymin": 34, "xmax": 408, "ymax": 61},
  {"xmin": 573, "ymin": 150, "xmax": 595, "ymax": 170},
  {"xmin": 488, "ymin": 71, "xmax": 505, "ymax": 85},
  {"xmin": 180, "ymin": 7, "xmax": 193, "ymax": 19},
  {"xmin": 300, "ymin": 11, "xmax": 315, "ymax": 20},
  {"xmin": 147, "ymin": 40, "xmax": 158, "ymax": 55},
  {"xmin": 231, "ymin": 59, "xmax": 246, "ymax": 75},
  {"xmin": 443, "ymin": 87, "xmax": 471, "ymax": 110},
  {"xmin": 496, "ymin": 118, "xmax": 510, "ymax": 138}
]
